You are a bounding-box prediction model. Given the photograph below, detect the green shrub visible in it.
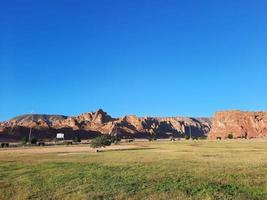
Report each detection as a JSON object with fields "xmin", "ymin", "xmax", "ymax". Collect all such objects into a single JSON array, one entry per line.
[
  {"xmin": 1, "ymin": 143, "xmax": 9, "ymax": 148},
  {"xmin": 90, "ymin": 135, "xmax": 111, "ymax": 148},
  {"xmin": 30, "ymin": 138, "xmax": 38, "ymax": 144},
  {"xmin": 148, "ymin": 135, "xmax": 157, "ymax": 141},
  {"xmin": 228, "ymin": 133, "xmax": 233, "ymax": 139},
  {"xmin": 110, "ymin": 135, "xmax": 121, "ymax": 144},
  {"xmin": 21, "ymin": 137, "xmax": 28, "ymax": 144},
  {"xmin": 185, "ymin": 135, "xmax": 190, "ymax": 140},
  {"xmin": 73, "ymin": 136, "xmax": 81, "ymax": 143},
  {"xmin": 127, "ymin": 139, "xmax": 134, "ymax": 143}
]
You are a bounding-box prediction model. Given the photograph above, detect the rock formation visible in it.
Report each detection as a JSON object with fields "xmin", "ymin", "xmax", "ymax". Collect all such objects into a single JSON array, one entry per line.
[
  {"xmin": 209, "ymin": 110, "xmax": 267, "ymax": 139},
  {"xmin": 2, "ymin": 109, "xmax": 266, "ymax": 142},
  {"xmin": 0, "ymin": 109, "xmax": 211, "ymax": 141}
]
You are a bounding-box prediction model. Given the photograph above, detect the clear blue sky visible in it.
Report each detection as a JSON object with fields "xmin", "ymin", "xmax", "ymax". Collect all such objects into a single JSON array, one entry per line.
[{"xmin": 0, "ymin": 0, "xmax": 266, "ymax": 121}]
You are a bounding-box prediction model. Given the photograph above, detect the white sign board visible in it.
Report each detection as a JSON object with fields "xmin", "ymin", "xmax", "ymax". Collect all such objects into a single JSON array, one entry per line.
[{"xmin": 56, "ymin": 133, "xmax": 64, "ymax": 139}]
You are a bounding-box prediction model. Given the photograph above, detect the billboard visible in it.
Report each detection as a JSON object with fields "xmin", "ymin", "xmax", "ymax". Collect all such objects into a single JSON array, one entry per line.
[{"xmin": 56, "ymin": 133, "xmax": 64, "ymax": 139}]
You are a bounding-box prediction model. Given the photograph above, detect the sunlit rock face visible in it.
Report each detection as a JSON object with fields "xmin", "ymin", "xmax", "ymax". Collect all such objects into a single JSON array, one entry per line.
[
  {"xmin": 2, "ymin": 109, "xmax": 267, "ymax": 141},
  {"xmin": 0, "ymin": 109, "xmax": 212, "ymax": 141},
  {"xmin": 208, "ymin": 110, "xmax": 267, "ymax": 139}
]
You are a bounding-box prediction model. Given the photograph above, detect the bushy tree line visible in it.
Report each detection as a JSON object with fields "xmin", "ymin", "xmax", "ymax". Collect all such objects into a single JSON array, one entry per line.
[{"xmin": 90, "ymin": 135, "xmax": 120, "ymax": 148}]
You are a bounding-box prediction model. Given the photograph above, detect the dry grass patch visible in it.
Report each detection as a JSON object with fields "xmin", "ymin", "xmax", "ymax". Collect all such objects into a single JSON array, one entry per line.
[{"xmin": 0, "ymin": 140, "xmax": 267, "ymax": 200}]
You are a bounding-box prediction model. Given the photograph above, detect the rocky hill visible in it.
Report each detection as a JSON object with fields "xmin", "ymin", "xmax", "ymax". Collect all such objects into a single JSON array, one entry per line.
[
  {"xmin": 208, "ymin": 110, "xmax": 267, "ymax": 139},
  {"xmin": 0, "ymin": 109, "xmax": 211, "ymax": 141},
  {"xmin": 2, "ymin": 109, "xmax": 266, "ymax": 141}
]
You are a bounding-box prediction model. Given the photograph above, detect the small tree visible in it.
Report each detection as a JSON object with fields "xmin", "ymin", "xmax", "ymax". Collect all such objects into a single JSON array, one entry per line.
[
  {"xmin": 185, "ymin": 135, "xmax": 190, "ymax": 140},
  {"xmin": 21, "ymin": 137, "xmax": 28, "ymax": 145},
  {"xmin": 228, "ymin": 133, "xmax": 233, "ymax": 139},
  {"xmin": 90, "ymin": 135, "xmax": 111, "ymax": 148},
  {"xmin": 30, "ymin": 138, "xmax": 38, "ymax": 144},
  {"xmin": 73, "ymin": 136, "xmax": 81, "ymax": 143},
  {"xmin": 148, "ymin": 134, "xmax": 157, "ymax": 141},
  {"xmin": 1, "ymin": 143, "xmax": 9, "ymax": 148},
  {"xmin": 192, "ymin": 137, "xmax": 198, "ymax": 141},
  {"xmin": 110, "ymin": 135, "xmax": 121, "ymax": 144}
]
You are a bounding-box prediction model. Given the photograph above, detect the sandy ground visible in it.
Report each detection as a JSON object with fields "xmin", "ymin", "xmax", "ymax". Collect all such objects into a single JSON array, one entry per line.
[{"xmin": 0, "ymin": 144, "xmax": 147, "ymax": 154}]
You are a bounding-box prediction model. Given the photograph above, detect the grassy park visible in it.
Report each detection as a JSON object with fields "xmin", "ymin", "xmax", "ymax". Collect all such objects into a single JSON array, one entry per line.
[{"xmin": 0, "ymin": 140, "xmax": 267, "ymax": 200}]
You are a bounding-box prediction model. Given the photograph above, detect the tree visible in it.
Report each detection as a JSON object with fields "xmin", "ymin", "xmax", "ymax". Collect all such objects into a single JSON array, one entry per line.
[
  {"xmin": 30, "ymin": 138, "xmax": 38, "ymax": 144},
  {"xmin": 148, "ymin": 134, "xmax": 157, "ymax": 141},
  {"xmin": 185, "ymin": 135, "xmax": 190, "ymax": 140},
  {"xmin": 90, "ymin": 135, "xmax": 111, "ymax": 148},
  {"xmin": 228, "ymin": 133, "xmax": 233, "ymax": 139},
  {"xmin": 148, "ymin": 129, "xmax": 157, "ymax": 141},
  {"xmin": 21, "ymin": 137, "xmax": 28, "ymax": 145},
  {"xmin": 73, "ymin": 136, "xmax": 81, "ymax": 143},
  {"xmin": 110, "ymin": 135, "xmax": 121, "ymax": 144}
]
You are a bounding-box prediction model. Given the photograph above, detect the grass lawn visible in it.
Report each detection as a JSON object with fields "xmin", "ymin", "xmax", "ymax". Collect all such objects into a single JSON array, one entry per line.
[{"xmin": 0, "ymin": 140, "xmax": 267, "ymax": 200}]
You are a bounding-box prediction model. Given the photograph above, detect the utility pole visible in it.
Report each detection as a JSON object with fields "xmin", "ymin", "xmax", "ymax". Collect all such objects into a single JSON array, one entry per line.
[
  {"xmin": 189, "ymin": 126, "xmax": 192, "ymax": 140},
  {"xmin": 28, "ymin": 112, "xmax": 34, "ymax": 143}
]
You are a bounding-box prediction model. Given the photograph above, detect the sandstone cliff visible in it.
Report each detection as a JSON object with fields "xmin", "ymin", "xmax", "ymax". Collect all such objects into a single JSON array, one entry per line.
[
  {"xmin": 209, "ymin": 110, "xmax": 267, "ymax": 139},
  {"xmin": 0, "ymin": 109, "xmax": 211, "ymax": 141}
]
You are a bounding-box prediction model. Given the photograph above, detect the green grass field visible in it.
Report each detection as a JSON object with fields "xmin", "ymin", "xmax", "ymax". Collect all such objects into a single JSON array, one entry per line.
[{"xmin": 1, "ymin": 140, "xmax": 267, "ymax": 200}]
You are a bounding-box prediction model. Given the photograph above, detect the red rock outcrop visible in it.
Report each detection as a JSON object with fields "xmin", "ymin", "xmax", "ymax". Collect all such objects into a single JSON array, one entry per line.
[
  {"xmin": 209, "ymin": 110, "xmax": 267, "ymax": 139},
  {"xmin": 0, "ymin": 109, "xmax": 211, "ymax": 141},
  {"xmin": 2, "ymin": 109, "xmax": 267, "ymax": 141}
]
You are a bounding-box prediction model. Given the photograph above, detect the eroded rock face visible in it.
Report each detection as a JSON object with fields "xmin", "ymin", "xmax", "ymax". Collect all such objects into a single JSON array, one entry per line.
[
  {"xmin": 76, "ymin": 109, "xmax": 114, "ymax": 124},
  {"xmin": 3, "ymin": 109, "xmax": 266, "ymax": 141},
  {"xmin": 209, "ymin": 110, "xmax": 267, "ymax": 139},
  {"xmin": 0, "ymin": 109, "xmax": 212, "ymax": 141}
]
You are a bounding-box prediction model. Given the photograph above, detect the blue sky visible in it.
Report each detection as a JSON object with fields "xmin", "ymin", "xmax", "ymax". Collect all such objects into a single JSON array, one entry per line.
[{"xmin": 0, "ymin": 0, "xmax": 266, "ymax": 121}]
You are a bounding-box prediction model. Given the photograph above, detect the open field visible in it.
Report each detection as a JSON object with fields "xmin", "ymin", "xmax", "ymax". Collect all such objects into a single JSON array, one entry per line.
[
  {"xmin": 0, "ymin": 144, "xmax": 145, "ymax": 154},
  {"xmin": 1, "ymin": 140, "xmax": 267, "ymax": 200}
]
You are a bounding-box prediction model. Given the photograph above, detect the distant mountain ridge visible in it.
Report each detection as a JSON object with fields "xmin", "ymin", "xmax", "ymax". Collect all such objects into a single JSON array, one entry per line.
[
  {"xmin": 0, "ymin": 109, "xmax": 211, "ymax": 141},
  {"xmin": 1, "ymin": 109, "xmax": 267, "ymax": 141},
  {"xmin": 10, "ymin": 114, "xmax": 68, "ymax": 123}
]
